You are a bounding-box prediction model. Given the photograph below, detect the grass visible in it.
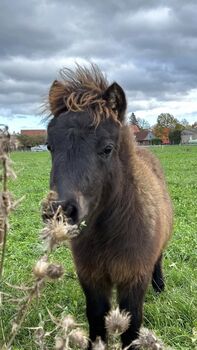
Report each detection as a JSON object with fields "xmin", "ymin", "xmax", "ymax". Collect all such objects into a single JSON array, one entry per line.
[{"xmin": 0, "ymin": 146, "xmax": 197, "ymax": 349}]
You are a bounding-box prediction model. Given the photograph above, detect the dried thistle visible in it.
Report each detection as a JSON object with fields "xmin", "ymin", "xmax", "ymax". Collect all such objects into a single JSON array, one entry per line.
[
  {"xmin": 48, "ymin": 309, "xmax": 88, "ymax": 349},
  {"xmin": 0, "ymin": 125, "xmax": 11, "ymax": 154},
  {"xmin": 79, "ymin": 220, "xmax": 87, "ymax": 230},
  {"xmin": 41, "ymin": 205, "xmax": 79, "ymax": 252},
  {"xmin": 92, "ymin": 336, "xmax": 106, "ymax": 350},
  {"xmin": 0, "ymin": 132, "xmax": 81, "ymax": 349},
  {"xmin": 3, "ymin": 257, "xmax": 64, "ymax": 348},
  {"xmin": 46, "ymin": 263, "xmax": 64, "ymax": 279},
  {"xmin": 41, "ymin": 191, "xmax": 87, "ymax": 252},
  {"xmin": 105, "ymin": 308, "xmax": 131, "ymax": 336},
  {"xmin": 131, "ymin": 328, "xmax": 172, "ymax": 350},
  {"xmin": 0, "ymin": 126, "xmax": 20, "ymax": 280},
  {"xmin": 4, "ymin": 279, "xmax": 45, "ymax": 349},
  {"xmin": 33, "ymin": 256, "xmax": 49, "ymax": 278},
  {"xmin": 55, "ymin": 336, "xmax": 65, "ymax": 350},
  {"xmin": 33, "ymin": 256, "xmax": 64, "ymax": 280},
  {"xmin": 34, "ymin": 325, "xmax": 45, "ymax": 349},
  {"xmin": 61, "ymin": 315, "xmax": 76, "ymax": 331},
  {"xmin": 0, "ymin": 155, "xmax": 17, "ymax": 180},
  {"xmin": 69, "ymin": 328, "xmax": 88, "ymax": 349},
  {"xmin": 41, "ymin": 190, "xmax": 58, "ymax": 219},
  {"xmin": 0, "ymin": 212, "xmax": 5, "ymax": 245}
]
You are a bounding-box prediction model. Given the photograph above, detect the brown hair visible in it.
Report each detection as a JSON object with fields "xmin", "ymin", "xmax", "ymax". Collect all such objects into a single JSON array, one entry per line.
[{"xmin": 47, "ymin": 63, "xmax": 119, "ymax": 125}]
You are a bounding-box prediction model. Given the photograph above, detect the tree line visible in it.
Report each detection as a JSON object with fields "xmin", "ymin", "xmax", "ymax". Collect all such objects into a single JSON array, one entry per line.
[
  {"xmin": 16, "ymin": 134, "xmax": 47, "ymax": 149},
  {"xmin": 129, "ymin": 112, "xmax": 196, "ymax": 144},
  {"xmin": 12, "ymin": 114, "xmax": 196, "ymax": 148}
]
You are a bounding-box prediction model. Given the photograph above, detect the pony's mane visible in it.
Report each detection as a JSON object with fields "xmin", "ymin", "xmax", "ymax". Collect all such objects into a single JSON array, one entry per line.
[{"xmin": 47, "ymin": 63, "xmax": 119, "ymax": 125}]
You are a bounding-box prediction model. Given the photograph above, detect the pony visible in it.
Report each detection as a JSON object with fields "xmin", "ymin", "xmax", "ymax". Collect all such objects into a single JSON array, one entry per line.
[{"xmin": 46, "ymin": 64, "xmax": 173, "ymax": 349}]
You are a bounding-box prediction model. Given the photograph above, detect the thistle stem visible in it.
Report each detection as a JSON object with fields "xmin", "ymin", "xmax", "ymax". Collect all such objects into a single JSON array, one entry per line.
[
  {"xmin": 0, "ymin": 157, "xmax": 9, "ymax": 280},
  {"xmin": 4, "ymin": 279, "xmax": 44, "ymax": 349}
]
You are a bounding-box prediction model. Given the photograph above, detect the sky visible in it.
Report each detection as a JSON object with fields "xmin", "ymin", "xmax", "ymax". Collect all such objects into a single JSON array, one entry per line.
[{"xmin": 0, "ymin": 0, "xmax": 197, "ymax": 133}]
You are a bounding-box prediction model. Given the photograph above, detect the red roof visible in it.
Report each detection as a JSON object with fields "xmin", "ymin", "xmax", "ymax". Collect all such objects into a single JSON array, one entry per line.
[
  {"xmin": 135, "ymin": 130, "xmax": 149, "ymax": 141},
  {"xmin": 130, "ymin": 125, "xmax": 140, "ymax": 134},
  {"xmin": 21, "ymin": 129, "xmax": 47, "ymax": 136}
]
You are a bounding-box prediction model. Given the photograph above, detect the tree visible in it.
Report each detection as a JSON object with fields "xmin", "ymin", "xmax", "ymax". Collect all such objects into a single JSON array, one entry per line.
[
  {"xmin": 174, "ymin": 122, "xmax": 185, "ymax": 131},
  {"xmin": 192, "ymin": 121, "xmax": 197, "ymax": 128},
  {"xmin": 129, "ymin": 112, "xmax": 138, "ymax": 126},
  {"xmin": 169, "ymin": 130, "xmax": 182, "ymax": 144},
  {"xmin": 151, "ymin": 138, "xmax": 162, "ymax": 145},
  {"xmin": 136, "ymin": 118, "xmax": 150, "ymax": 130},
  {"xmin": 128, "ymin": 113, "xmax": 150, "ymax": 130},
  {"xmin": 181, "ymin": 118, "xmax": 189, "ymax": 127},
  {"xmin": 17, "ymin": 134, "xmax": 46, "ymax": 149},
  {"xmin": 152, "ymin": 125, "xmax": 170, "ymax": 144},
  {"xmin": 157, "ymin": 113, "xmax": 178, "ymax": 129},
  {"xmin": 154, "ymin": 113, "xmax": 185, "ymax": 144}
]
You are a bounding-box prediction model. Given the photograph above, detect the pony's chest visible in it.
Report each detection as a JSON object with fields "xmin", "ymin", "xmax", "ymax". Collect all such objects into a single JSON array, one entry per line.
[{"xmin": 71, "ymin": 236, "xmax": 146, "ymax": 284}]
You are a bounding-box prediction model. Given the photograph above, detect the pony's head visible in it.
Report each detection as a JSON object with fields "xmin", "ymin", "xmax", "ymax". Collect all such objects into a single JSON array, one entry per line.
[{"xmin": 46, "ymin": 64, "xmax": 127, "ymax": 225}]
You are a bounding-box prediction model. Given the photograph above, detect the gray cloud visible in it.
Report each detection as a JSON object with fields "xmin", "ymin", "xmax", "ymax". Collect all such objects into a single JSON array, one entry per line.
[{"xmin": 0, "ymin": 0, "xmax": 197, "ymax": 126}]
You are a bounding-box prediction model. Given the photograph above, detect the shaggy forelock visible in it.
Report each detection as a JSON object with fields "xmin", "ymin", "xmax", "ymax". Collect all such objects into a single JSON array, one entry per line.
[{"xmin": 47, "ymin": 64, "xmax": 119, "ymax": 125}]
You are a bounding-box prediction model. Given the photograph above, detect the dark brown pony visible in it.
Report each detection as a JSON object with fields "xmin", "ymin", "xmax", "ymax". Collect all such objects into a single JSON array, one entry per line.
[{"xmin": 46, "ymin": 64, "xmax": 173, "ymax": 349}]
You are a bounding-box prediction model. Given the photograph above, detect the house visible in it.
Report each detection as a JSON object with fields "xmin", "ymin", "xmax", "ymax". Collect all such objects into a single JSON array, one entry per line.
[
  {"xmin": 19, "ymin": 129, "xmax": 47, "ymax": 150},
  {"xmin": 21, "ymin": 129, "xmax": 47, "ymax": 136},
  {"xmin": 135, "ymin": 130, "xmax": 155, "ymax": 145},
  {"xmin": 181, "ymin": 129, "xmax": 197, "ymax": 144},
  {"xmin": 130, "ymin": 124, "xmax": 140, "ymax": 135}
]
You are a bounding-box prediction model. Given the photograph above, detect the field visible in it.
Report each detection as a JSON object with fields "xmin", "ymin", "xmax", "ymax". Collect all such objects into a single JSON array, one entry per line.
[{"xmin": 0, "ymin": 146, "xmax": 197, "ymax": 349}]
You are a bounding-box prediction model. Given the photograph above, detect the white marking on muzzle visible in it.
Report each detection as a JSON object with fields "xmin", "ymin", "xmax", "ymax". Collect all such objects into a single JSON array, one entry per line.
[{"xmin": 76, "ymin": 192, "xmax": 89, "ymax": 221}]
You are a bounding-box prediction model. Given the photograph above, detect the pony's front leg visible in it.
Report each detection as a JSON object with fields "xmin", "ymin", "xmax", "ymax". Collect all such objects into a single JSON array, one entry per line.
[
  {"xmin": 80, "ymin": 279, "xmax": 112, "ymax": 349},
  {"xmin": 117, "ymin": 277, "xmax": 149, "ymax": 349}
]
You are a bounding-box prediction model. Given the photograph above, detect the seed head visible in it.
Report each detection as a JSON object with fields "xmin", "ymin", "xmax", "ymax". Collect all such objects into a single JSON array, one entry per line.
[
  {"xmin": 41, "ymin": 208, "xmax": 79, "ymax": 251},
  {"xmin": 33, "ymin": 256, "xmax": 49, "ymax": 278},
  {"xmin": 11, "ymin": 322, "xmax": 18, "ymax": 333},
  {"xmin": 46, "ymin": 263, "xmax": 64, "ymax": 279},
  {"xmin": 131, "ymin": 328, "xmax": 169, "ymax": 350},
  {"xmin": 105, "ymin": 308, "xmax": 131, "ymax": 335},
  {"xmin": 41, "ymin": 191, "xmax": 58, "ymax": 219},
  {"xmin": 92, "ymin": 337, "xmax": 106, "ymax": 350},
  {"xmin": 45, "ymin": 190, "xmax": 58, "ymax": 202},
  {"xmin": 69, "ymin": 328, "xmax": 88, "ymax": 349},
  {"xmin": 55, "ymin": 336, "xmax": 65, "ymax": 350},
  {"xmin": 61, "ymin": 315, "xmax": 76, "ymax": 330}
]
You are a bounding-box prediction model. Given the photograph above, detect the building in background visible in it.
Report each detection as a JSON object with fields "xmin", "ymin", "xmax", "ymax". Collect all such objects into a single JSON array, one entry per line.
[
  {"xmin": 135, "ymin": 130, "xmax": 155, "ymax": 145},
  {"xmin": 20, "ymin": 129, "xmax": 47, "ymax": 136},
  {"xmin": 130, "ymin": 124, "xmax": 140, "ymax": 135},
  {"xmin": 18, "ymin": 129, "xmax": 47, "ymax": 150},
  {"xmin": 181, "ymin": 129, "xmax": 197, "ymax": 144}
]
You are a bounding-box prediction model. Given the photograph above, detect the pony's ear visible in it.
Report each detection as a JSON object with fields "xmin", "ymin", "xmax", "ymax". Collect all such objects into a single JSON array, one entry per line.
[
  {"xmin": 103, "ymin": 82, "xmax": 127, "ymax": 122},
  {"xmin": 49, "ymin": 80, "xmax": 67, "ymax": 117}
]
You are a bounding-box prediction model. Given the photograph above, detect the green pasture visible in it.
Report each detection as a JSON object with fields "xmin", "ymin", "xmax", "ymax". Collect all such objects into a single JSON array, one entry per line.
[{"xmin": 0, "ymin": 145, "xmax": 197, "ymax": 349}]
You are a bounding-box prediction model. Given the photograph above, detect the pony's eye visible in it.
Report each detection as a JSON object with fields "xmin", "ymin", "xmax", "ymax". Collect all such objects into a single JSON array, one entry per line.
[{"xmin": 99, "ymin": 144, "xmax": 113, "ymax": 158}]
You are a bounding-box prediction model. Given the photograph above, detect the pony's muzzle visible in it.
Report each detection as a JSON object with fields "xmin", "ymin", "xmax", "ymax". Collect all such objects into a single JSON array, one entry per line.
[
  {"xmin": 42, "ymin": 191, "xmax": 89, "ymax": 225},
  {"xmin": 51, "ymin": 199, "xmax": 79, "ymax": 225}
]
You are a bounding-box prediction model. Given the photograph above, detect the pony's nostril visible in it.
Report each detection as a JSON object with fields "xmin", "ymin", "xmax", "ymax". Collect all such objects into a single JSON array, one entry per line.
[
  {"xmin": 50, "ymin": 200, "xmax": 79, "ymax": 224},
  {"xmin": 64, "ymin": 203, "xmax": 78, "ymax": 224}
]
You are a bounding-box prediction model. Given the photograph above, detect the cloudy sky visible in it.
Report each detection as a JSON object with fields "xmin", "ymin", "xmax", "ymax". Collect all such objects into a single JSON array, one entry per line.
[{"xmin": 0, "ymin": 0, "xmax": 197, "ymax": 132}]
